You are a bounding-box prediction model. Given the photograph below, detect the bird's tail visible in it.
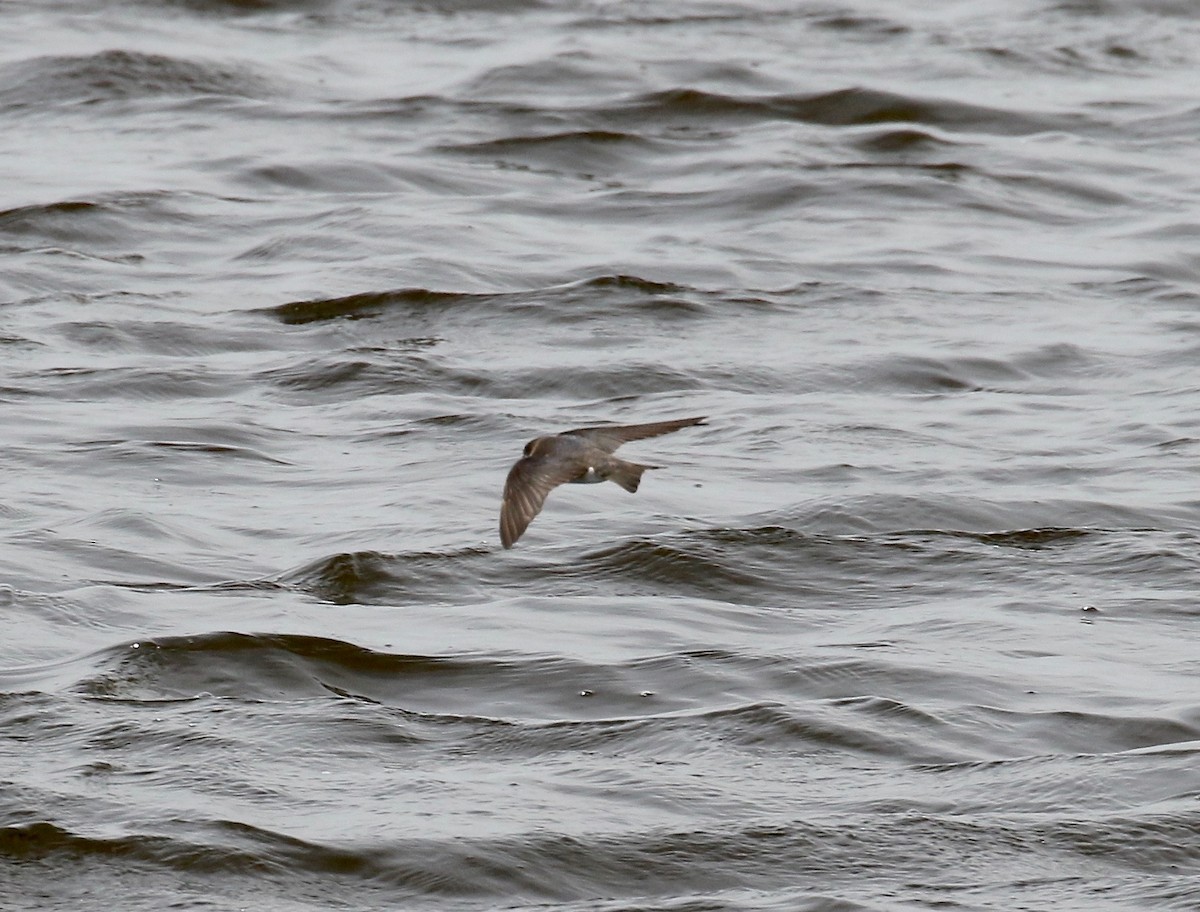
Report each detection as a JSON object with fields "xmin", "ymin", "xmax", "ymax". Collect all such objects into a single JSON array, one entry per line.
[{"xmin": 610, "ymin": 460, "xmax": 658, "ymax": 493}]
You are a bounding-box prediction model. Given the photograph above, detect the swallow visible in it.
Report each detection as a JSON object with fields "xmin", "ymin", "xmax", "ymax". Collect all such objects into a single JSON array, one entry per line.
[{"xmin": 500, "ymin": 416, "xmax": 707, "ymax": 549}]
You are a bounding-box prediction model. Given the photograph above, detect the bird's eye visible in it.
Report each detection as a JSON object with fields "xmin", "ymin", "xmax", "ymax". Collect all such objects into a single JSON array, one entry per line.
[{"xmin": 523, "ymin": 441, "xmax": 534, "ymax": 456}]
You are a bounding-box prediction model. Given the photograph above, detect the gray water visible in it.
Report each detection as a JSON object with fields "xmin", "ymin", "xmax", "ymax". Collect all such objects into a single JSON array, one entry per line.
[{"xmin": 2, "ymin": 1, "xmax": 1199, "ymax": 910}]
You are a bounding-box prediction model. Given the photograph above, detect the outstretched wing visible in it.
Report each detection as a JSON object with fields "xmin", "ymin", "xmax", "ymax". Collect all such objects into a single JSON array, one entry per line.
[
  {"xmin": 565, "ymin": 416, "xmax": 706, "ymax": 454},
  {"xmin": 499, "ymin": 456, "xmax": 581, "ymax": 549}
]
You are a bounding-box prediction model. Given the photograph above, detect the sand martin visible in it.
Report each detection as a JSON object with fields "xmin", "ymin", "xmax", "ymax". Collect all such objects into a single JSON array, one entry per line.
[{"xmin": 500, "ymin": 416, "xmax": 706, "ymax": 549}]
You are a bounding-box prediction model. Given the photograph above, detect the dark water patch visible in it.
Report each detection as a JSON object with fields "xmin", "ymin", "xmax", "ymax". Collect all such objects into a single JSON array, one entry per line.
[
  {"xmin": 83, "ymin": 711, "xmax": 239, "ymax": 759},
  {"xmin": 739, "ymin": 700, "xmax": 962, "ymax": 763},
  {"xmin": 264, "ymin": 275, "xmax": 711, "ymax": 327},
  {"xmin": 59, "ymin": 438, "xmax": 294, "ymax": 476},
  {"xmin": 687, "ymin": 512, "xmax": 1195, "ymax": 610},
  {"xmin": 152, "ymin": 0, "xmax": 338, "ymax": 13},
  {"xmin": 579, "ymin": 178, "xmax": 824, "ymax": 225},
  {"xmin": 466, "ymin": 693, "xmax": 966, "ymax": 763},
  {"xmin": 255, "ymin": 344, "xmax": 599, "ymax": 404},
  {"xmin": 0, "ymin": 331, "xmax": 40, "ymax": 349},
  {"xmin": 447, "ymin": 713, "xmax": 671, "ymax": 761},
  {"xmin": 578, "ymin": 6, "xmax": 768, "ymax": 29},
  {"xmin": 233, "ymin": 222, "xmax": 369, "ymax": 264},
  {"xmin": 1052, "ymin": 0, "xmax": 1199, "ymax": 19},
  {"xmin": 602, "ymin": 87, "xmax": 1067, "ymax": 137},
  {"xmin": 141, "ymin": 440, "xmax": 292, "ymax": 465},
  {"xmin": 79, "ymin": 628, "xmax": 460, "ymax": 700},
  {"xmin": 0, "ymin": 194, "xmax": 193, "ymax": 251},
  {"xmin": 239, "ymin": 159, "xmax": 403, "ymax": 193},
  {"xmin": 1034, "ymin": 810, "xmax": 1200, "ymax": 872},
  {"xmin": 912, "ymin": 738, "xmax": 1200, "ymax": 785},
  {"xmin": 283, "ymin": 542, "xmax": 732, "ymax": 610},
  {"xmin": 531, "ymin": 275, "xmax": 722, "ymax": 322},
  {"xmin": 852, "ymin": 127, "xmax": 957, "ymax": 154},
  {"xmin": 7, "ymin": 246, "xmax": 144, "ymax": 270},
  {"xmin": 393, "ymin": 0, "xmax": 548, "ymax": 13},
  {"xmin": 0, "ymin": 200, "xmax": 109, "ymax": 243},
  {"xmin": 19, "ymin": 364, "xmax": 240, "ymax": 401},
  {"xmin": 0, "ymin": 49, "xmax": 275, "ymax": 110},
  {"xmin": 108, "ymin": 578, "xmax": 291, "ymax": 598},
  {"xmin": 283, "ymin": 535, "xmax": 793, "ymax": 607},
  {"xmin": 0, "ymin": 820, "xmax": 279, "ymax": 874},
  {"xmin": 1154, "ymin": 435, "xmax": 1199, "ymax": 452},
  {"xmin": 443, "ymin": 129, "xmax": 655, "ymax": 174},
  {"xmin": 258, "ymin": 351, "xmax": 708, "ymax": 403},
  {"xmin": 332, "ymin": 92, "xmax": 557, "ymax": 140},
  {"xmin": 61, "ymin": 507, "xmax": 213, "ymax": 546},
  {"xmin": 447, "ymin": 692, "xmax": 962, "ymax": 764},
  {"xmin": 267, "ymin": 288, "xmax": 471, "ymax": 325},
  {"xmin": 255, "ymin": 355, "xmax": 405, "ymax": 398},
  {"xmin": 75, "ymin": 631, "xmax": 452, "ymax": 702},
  {"xmin": 792, "ymin": 495, "xmax": 1182, "ymax": 547},
  {"xmin": 1079, "ymin": 530, "xmax": 1200, "ymax": 586},
  {"xmin": 4, "ymin": 808, "xmax": 1194, "ymax": 909},
  {"xmin": 282, "ymin": 549, "xmax": 420, "ymax": 604},
  {"xmin": 487, "ymin": 361, "xmax": 706, "ymax": 400},
  {"xmin": 277, "ymin": 513, "xmax": 1180, "ymax": 613},
  {"xmin": 810, "ymin": 14, "xmax": 909, "ymax": 36},
  {"xmin": 577, "ymin": 274, "xmax": 687, "ymax": 294},
  {"xmin": 409, "ymin": 411, "xmax": 488, "ymax": 430},
  {"xmin": 76, "ymin": 632, "xmax": 637, "ymax": 721},
  {"xmin": 502, "ymin": 695, "xmax": 953, "ymax": 765},
  {"xmin": 56, "ymin": 419, "xmax": 293, "ymax": 462},
  {"xmin": 959, "ymin": 527, "xmax": 1093, "ymax": 549},
  {"xmin": 852, "ymin": 352, "xmax": 1034, "ymax": 394},
  {"xmin": 835, "ymin": 694, "xmax": 945, "ymax": 726},
  {"xmin": 8, "ymin": 529, "xmax": 228, "ymax": 588},
  {"xmin": 995, "ymin": 170, "xmax": 1134, "ymax": 217},
  {"xmin": 565, "ymin": 525, "xmax": 956, "ymax": 607},
  {"xmin": 972, "ymin": 38, "xmax": 1157, "ymax": 78},
  {"xmin": 968, "ymin": 705, "xmax": 1200, "ymax": 757},
  {"xmin": 1009, "ymin": 341, "xmax": 1105, "ymax": 379},
  {"xmin": 332, "ymin": 812, "xmax": 1181, "ymax": 903},
  {"xmin": 52, "ymin": 630, "xmax": 1020, "ymax": 750},
  {"xmin": 569, "ymin": 535, "xmax": 796, "ymax": 603},
  {"xmin": 55, "ymin": 319, "xmax": 276, "ymax": 357},
  {"xmin": 1081, "ymin": 274, "xmax": 1200, "ymax": 304},
  {"xmin": 461, "ymin": 51, "xmax": 642, "ymax": 101}
]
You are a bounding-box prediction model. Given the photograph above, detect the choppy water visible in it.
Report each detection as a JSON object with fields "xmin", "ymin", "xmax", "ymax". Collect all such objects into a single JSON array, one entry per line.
[{"xmin": 3, "ymin": 1, "xmax": 1200, "ymax": 910}]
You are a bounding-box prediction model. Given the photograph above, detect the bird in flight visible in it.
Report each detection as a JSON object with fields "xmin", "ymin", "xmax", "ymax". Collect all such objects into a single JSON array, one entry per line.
[{"xmin": 499, "ymin": 416, "xmax": 706, "ymax": 549}]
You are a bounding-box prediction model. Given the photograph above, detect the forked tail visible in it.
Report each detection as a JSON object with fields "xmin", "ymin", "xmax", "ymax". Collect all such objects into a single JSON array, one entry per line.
[{"xmin": 610, "ymin": 460, "xmax": 658, "ymax": 493}]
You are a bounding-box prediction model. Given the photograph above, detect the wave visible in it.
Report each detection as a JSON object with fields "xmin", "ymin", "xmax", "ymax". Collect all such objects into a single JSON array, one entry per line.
[
  {"xmin": 597, "ymin": 86, "xmax": 1071, "ymax": 137},
  {"xmin": 263, "ymin": 275, "xmax": 707, "ymax": 326},
  {"xmin": 0, "ymin": 193, "xmax": 192, "ymax": 251},
  {"xmin": 17, "ymin": 628, "xmax": 1197, "ymax": 766},
  {"xmin": 0, "ymin": 49, "xmax": 275, "ymax": 110},
  {"xmin": 4, "ymin": 802, "xmax": 1196, "ymax": 905}
]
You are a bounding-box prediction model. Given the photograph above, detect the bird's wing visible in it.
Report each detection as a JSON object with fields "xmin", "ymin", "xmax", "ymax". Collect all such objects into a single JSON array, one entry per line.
[
  {"xmin": 565, "ymin": 416, "xmax": 706, "ymax": 453},
  {"xmin": 500, "ymin": 457, "xmax": 581, "ymax": 549}
]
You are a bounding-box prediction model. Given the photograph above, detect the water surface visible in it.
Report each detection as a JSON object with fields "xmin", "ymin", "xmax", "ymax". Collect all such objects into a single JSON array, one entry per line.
[{"xmin": 2, "ymin": 1, "xmax": 1199, "ymax": 910}]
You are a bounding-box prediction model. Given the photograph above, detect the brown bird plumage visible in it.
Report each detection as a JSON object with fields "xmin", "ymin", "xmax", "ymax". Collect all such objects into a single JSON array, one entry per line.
[{"xmin": 499, "ymin": 416, "xmax": 707, "ymax": 549}]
